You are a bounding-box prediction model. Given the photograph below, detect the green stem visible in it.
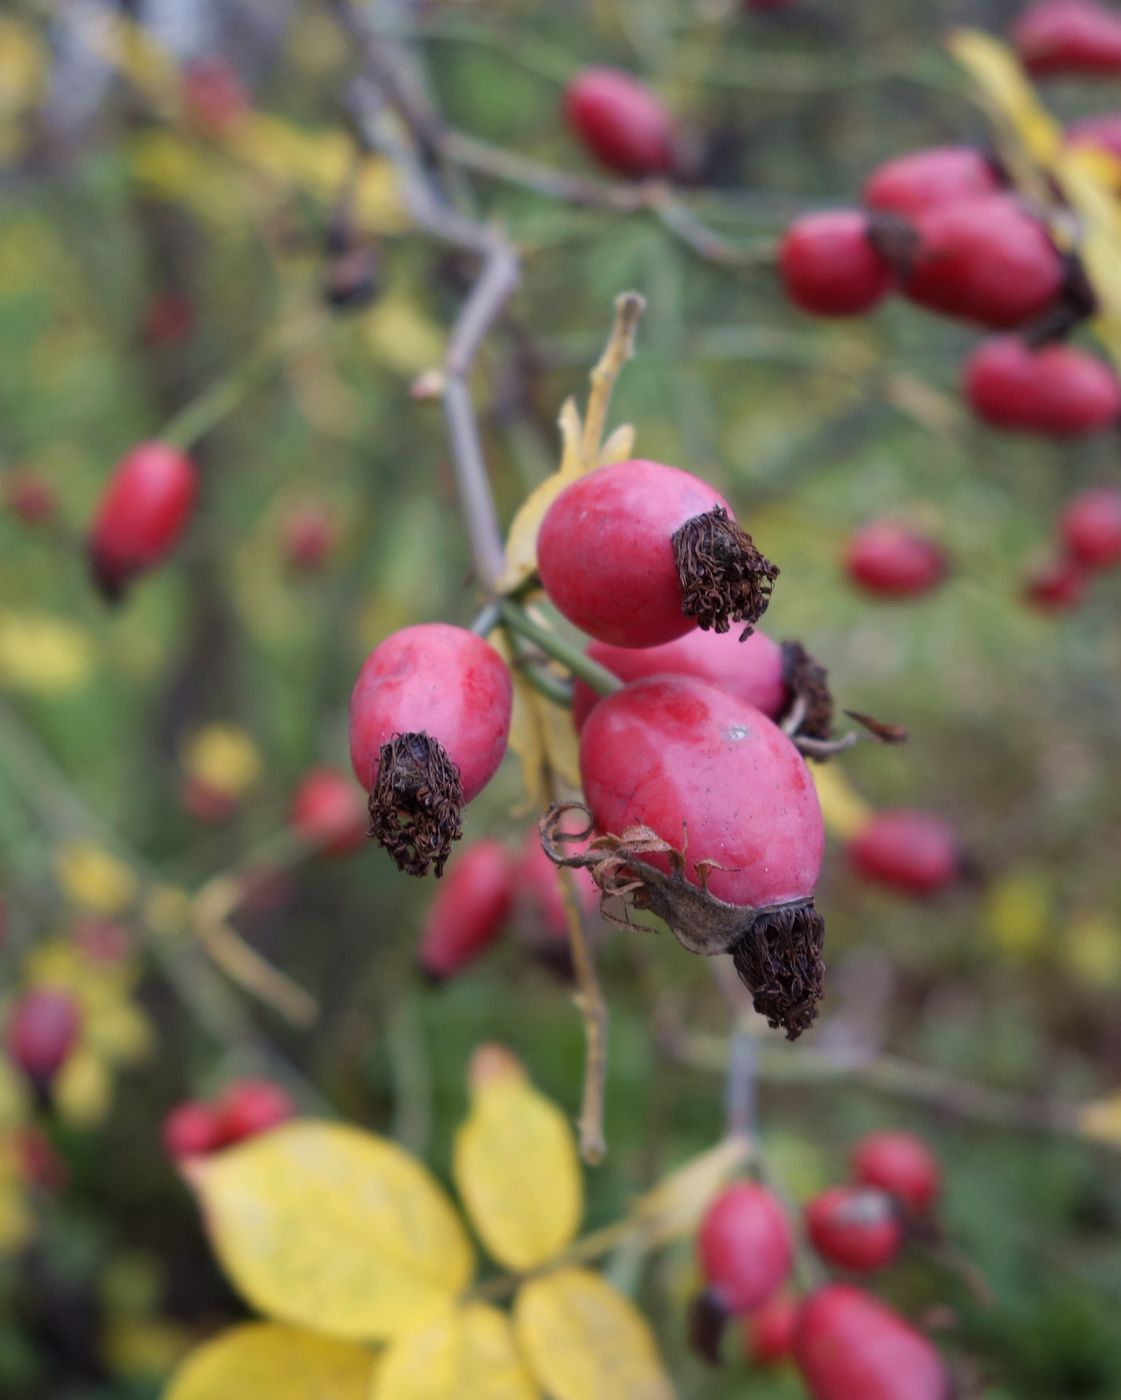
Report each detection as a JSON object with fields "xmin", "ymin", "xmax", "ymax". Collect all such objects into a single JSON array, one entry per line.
[
  {"xmin": 514, "ymin": 655, "xmax": 574, "ymax": 708},
  {"xmin": 498, "ymin": 600, "xmax": 621, "ymax": 697}
]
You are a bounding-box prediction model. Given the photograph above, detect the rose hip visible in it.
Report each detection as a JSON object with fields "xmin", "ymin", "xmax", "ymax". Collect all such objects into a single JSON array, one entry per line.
[
  {"xmin": 794, "ymin": 1285, "xmax": 951, "ymax": 1400},
  {"xmin": 418, "ymin": 839, "xmax": 514, "ymax": 980},
  {"xmin": 845, "ymin": 522, "xmax": 947, "ymax": 599},
  {"xmin": 216, "ymin": 1079, "xmax": 295, "ymax": 1145},
  {"xmin": 744, "ymin": 1294, "xmax": 801, "ymax": 1367},
  {"xmin": 1022, "ymin": 554, "xmax": 1088, "ymax": 612},
  {"xmin": 863, "ymin": 147, "xmax": 1002, "ymax": 219},
  {"xmin": 1059, "ymin": 486, "xmax": 1121, "ymax": 569},
  {"xmin": 697, "ymin": 1182, "xmax": 794, "ymax": 1314},
  {"xmin": 88, "ymin": 442, "xmax": 198, "ymax": 601},
  {"xmin": 848, "ymin": 810, "xmax": 959, "ymax": 897},
  {"xmin": 780, "ymin": 211, "xmax": 895, "ymax": 317},
  {"xmin": 163, "ymin": 1100, "xmax": 224, "ymax": 1161},
  {"xmin": 349, "ymin": 624, "xmax": 512, "ymax": 876},
  {"xmin": 852, "ymin": 1131, "xmax": 941, "ymax": 1214},
  {"xmin": 538, "ymin": 459, "xmax": 777, "ymax": 648},
  {"xmin": 564, "ymin": 68, "xmax": 676, "ymax": 178},
  {"xmin": 6, "ymin": 989, "xmax": 82, "ymax": 1087},
  {"xmin": 963, "ymin": 338, "xmax": 1121, "ymax": 436},
  {"xmin": 805, "ymin": 1186, "xmax": 903, "ymax": 1273},
  {"xmin": 1012, "ymin": 0, "xmax": 1121, "ymax": 77},
  {"xmin": 290, "ymin": 767, "xmax": 367, "ymax": 856}
]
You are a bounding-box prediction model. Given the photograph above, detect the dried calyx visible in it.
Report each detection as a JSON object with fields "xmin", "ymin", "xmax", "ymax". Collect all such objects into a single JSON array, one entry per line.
[
  {"xmin": 865, "ymin": 211, "xmax": 920, "ymax": 276},
  {"xmin": 780, "ymin": 640, "xmax": 834, "ymax": 742},
  {"xmin": 368, "ymin": 731, "xmax": 463, "ymax": 877},
  {"xmin": 540, "ymin": 803, "xmax": 825, "ymax": 1040},
  {"xmin": 672, "ymin": 506, "xmax": 779, "ymax": 640}
]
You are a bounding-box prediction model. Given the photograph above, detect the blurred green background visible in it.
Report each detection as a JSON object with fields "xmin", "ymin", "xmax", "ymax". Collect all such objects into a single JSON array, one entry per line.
[{"xmin": 1, "ymin": 0, "xmax": 1121, "ymax": 1395}]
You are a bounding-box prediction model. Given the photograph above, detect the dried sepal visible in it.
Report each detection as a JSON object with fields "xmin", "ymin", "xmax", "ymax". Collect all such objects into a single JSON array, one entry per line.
[
  {"xmin": 539, "ymin": 804, "xmax": 824, "ymax": 1039},
  {"xmin": 672, "ymin": 506, "xmax": 779, "ymax": 639},
  {"xmin": 368, "ymin": 731, "xmax": 463, "ymax": 877},
  {"xmin": 780, "ymin": 640, "xmax": 834, "ymax": 742},
  {"xmin": 688, "ymin": 1288, "xmax": 729, "ymax": 1367}
]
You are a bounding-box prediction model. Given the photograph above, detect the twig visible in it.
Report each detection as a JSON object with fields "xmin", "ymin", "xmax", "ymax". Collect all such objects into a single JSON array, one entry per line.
[
  {"xmin": 498, "ymin": 599, "xmax": 621, "ymax": 696},
  {"xmin": 560, "ymin": 870, "xmax": 609, "ymax": 1165},
  {"xmin": 581, "ymin": 291, "xmax": 646, "ymax": 464}
]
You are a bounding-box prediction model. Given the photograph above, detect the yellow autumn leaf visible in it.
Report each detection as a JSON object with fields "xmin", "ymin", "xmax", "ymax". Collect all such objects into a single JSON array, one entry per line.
[
  {"xmin": 55, "ymin": 1047, "xmax": 112, "ymax": 1127},
  {"xmin": 490, "ymin": 627, "xmax": 580, "ymax": 808},
  {"xmin": 372, "ymin": 1303, "xmax": 538, "ymax": 1400},
  {"xmin": 364, "ymin": 294, "xmax": 446, "ymax": 376},
  {"xmin": 0, "ymin": 1059, "xmax": 27, "ymax": 1129},
  {"xmin": 165, "ymin": 1323, "xmax": 376, "ymax": 1400},
  {"xmin": 0, "ymin": 612, "xmax": 95, "ymax": 695},
  {"xmin": 810, "ymin": 764, "xmax": 871, "ymax": 841},
  {"xmin": 1067, "ymin": 913, "xmax": 1121, "ymax": 989},
  {"xmin": 182, "ymin": 723, "xmax": 262, "ymax": 797},
  {"xmin": 0, "ymin": 18, "xmax": 48, "ymax": 116},
  {"xmin": 190, "ymin": 1121, "xmax": 474, "ymax": 1341},
  {"xmin": 54, "ymin": 842, "xmax": 139, "ymax": 915},
  {"xmin": 947, "ymin": 29, "xmax": 1061, "ymax": 178},
  {"xmin": 83, "ymin": 997, "xmax": 153, "ymax": 1066},
  {"xmin": 514, "ymin": 1269, "xmax": 675, "ymax": 1400},
  {"xmin": 1077, "ymin": 1092, "xmax": 1121, "ymax": 1147},
  {"xmin": 0, "ymin": 1177, "xmax": 32, "ymax": 1254},
  {"xmin": 453, "ymin": 1047, "xmax": 582, "ymax": 1272},
  {"xmin": 102, "ymin": 1317, "xmax": 193, "ymax": 1382},
  {"xmin": 143, "ymin": 884, "xmax": 193, "ymax": 939},
  {"xmin": 984, "ymin": 869, "xmax": 1050, "ymax": 959},
  {"xmin": 497, "ymin": 400, "xmax": 589, "ymax": 595},
  {"xmin": 632, "ymin": 1135, "xmax": 751, "ymax": 1246},
  {"xmin": 128, "ymin": 132, "xmax": 249, "ymax": 227}
]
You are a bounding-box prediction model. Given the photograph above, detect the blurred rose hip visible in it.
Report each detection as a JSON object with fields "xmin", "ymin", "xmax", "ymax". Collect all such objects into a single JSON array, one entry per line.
[
  {"xmin": 1059, "ymin": 487, "xmax": 1121, "ymax": 569},
  {"xmin": 963, "ymin": 338, "xmax": 1121, "ymax": 436},
  {"xmin": 744, "ymin": 1293, "xmax": 801, "ymax": 1367},
  {"xmin": 697, "ymin": 1182, "xmax": 794, "ymax": 1314},
  {"xmin": 863, "ymin": 147, "xmax": 1002, "ymax": 219},
  {"xmin": 805, "ymin": 1186, "xmax": 903, "ymax": 1273},
  {"xmin": 780, "ymin": 211, "xmax": 895, "ymax": 316},
  {"xmin": 216, "ymin": 1079, "xmax": 295, "ymax": 1145},
  {"xmin": 6, "ymin": 989, "xmax": 82, "ymax": 1088},
  {"xmin": 845, "ymin": 522, "xmax": 947, "ymax": 599},
  {"xmin": 848, "ymin": 811, "xmax": 959, "ymax": 896},
  {"xmin": 163, "ymin": 1100, "xmax": 224, "ymax": 1162},
  {"xmin": 418, "ymin": 839, "xmax": 514, "ymax": 980},
  {"xmin": 3, "ymin": 471, "xmax": 57, "ymax": 525},
  {"xmin": 564, "ymin": 68, "xmax": 676, "ymax": 178},
  {"xmin": 794, "ymin": 1285, "xmax": 951, "ymax": 1400},
  {"xmin": 88, "ymin": 442, "xmax": 198, "ymax": 601},
  {"xmin": 852, "ymin": 1130, "xmax": 941, "ymax": 1214},
  {"xmin": 1012, "ymin": 0, "xmax": 1121, "ymax": 76},
  {"xmin": 1022, "ymin": 554, "xmax": 1088, "ymax": 612},
  {"xmin": 289, "ymin": 767, "xmax": 367, "ymax": 856}
]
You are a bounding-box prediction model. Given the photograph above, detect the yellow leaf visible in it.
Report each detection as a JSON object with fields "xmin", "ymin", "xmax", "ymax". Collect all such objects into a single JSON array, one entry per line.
[
  {"xmin": 182, "ymin": 724, "xmax": 262, "ymax": 798},
  {"xmin": 984, "ymin": 869, "xmax": 1050, "ymax": 959},
  {"xmin": 190, "ymin": 1121, "xmax": 473, "ymax": 1341},
  {"xmin": 632, "ymin": 1135, "xmax": 751, "ymax": 1246},
  {"xmin": 497, "ymin": 401, "xmax": 590, "ymax": 594},
  {"xmin": 490, "ymin": 626, "xmax": 580, "ymax": 808},
  {"xmin": 0, "ymin": 19, "xmax": 48, "ymax": 116},
  {"xmin": 55, "ymin": 1048, "xmax": 113, "ymax": 1127},
  {"xmin": 596, "ymin": 423, "xmax": 636, "ymax": 467},
  {"xmin": 0, "ymin": 612, "xmax": 95, "ymax": 695},
  {"xmin": 143, "ymin": 884, "xmax": 193, "ymax": 939},
  {"xmin": 947, "ymin": 29, "xmax": 1061, "ymax": 177},
  {"xmin": 0, "ymin": 1059, "xmax": 27, "ymax": 1130},
  {"xmin": 84, "ymin": 998, "xmax": 153, "ymax": 1066},
  {"xmin": 372, "ymin": 1303, "xmax": 538, "ymax": 1400},
  {"xmin": 1067, "ymin": 914, "xmax": 1121, "ymax": 989},
  {"xmin": 54, "ymin": 842, "xmax": 138, "ymax": 916},
  {"xmin": 363, "ymin": 295, "xmax": 446, "ymax": 376},
  {"xmin": 103, "ymin": 1318, "xmax": 193, "ymax": 1381},
  {"xmin": 454, "ymin": 1047, "xmax": 581, "ymax": 1272},
  {"xmin": 165, "ymin": 1323, "xmax": 376, "ymax": 1400},
  {"xmin": 0, "ymin": 1178, "xmax": 32, "ymax": 1254},
  {"xmin": 514, "ymin": 1269, "xmax": 675, "ymax": 1400},
  {"xmin": 810, "ymin": 765, "xmax": 871, "ymax": 841}
]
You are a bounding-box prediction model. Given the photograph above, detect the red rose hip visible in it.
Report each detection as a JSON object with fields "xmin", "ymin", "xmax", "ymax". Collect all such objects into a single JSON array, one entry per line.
[
  {"xmin": 697, "ymin": 1182, "xmax": 794, "ymax": 1314},
  {"xmin": 580, "ymin": 676, "xmax": 826, "ymax": 1035},
  {"xmin": 848, "ymin": 811, "xmax": 959, "ymax": 897},
  {"xmin": 163, "ymin": 1100, "xmax": 223, "ymax": 1161},
  {"xmin": 805, "ymin": 1187, "xmax": 903, "ymax": 1273},
  {"xmin": 349, "ymin": 624, "xmax": 512, "ymax": 876},
  {"xmin": 779, "ymin": 211, "xmax": 895, "ymax": 317},
  {"xmin": 1012, "ymin": 0, "xmax": 1121, "ymax": 77},
  {"xmin": 1066, "ymin": 111, "xmax": 1121, "ymax": 162},
  {"xmin": 852, "ymin": 1131, "xmax": 941, "ymax": 1214},
  {"xmin": 537, "ymin": 459, "xmax": 777, "ymax": 648},
  {"xmin": 88, "ymin": 441, "xmax": 198, "ymax": 600},
  {"xmin": 744, "ymin": 1294, "xmax": 801, "ymax": 1367},
  {"xmin": 1059, "ymin": 486, "xmax": 1121, "ymax": 569},
  {"xmin": 794, "ymin": 1285, "xmax": 951, "ymax": 1400},
  {"xmin": 216, "ymin": 1078, "xmax": 295, "ymax": 1145},
  {"xmin": 902, "ymin": 196, "xmax": 1063, "ymax": 329},
  {"xmin": 963, "ymin": 338, "xmax": 1121, "ymax": 436},
  {"xmin": 564, "ymin": 67, "xmax": 676, "ymax": 178},
  {"xmin": 418, "ymin": 839, "xmax": 514, "ymax": 980},
  {"xmin": 289, "ymin": 767, "xmax": 367, "ymax": 856},
  {"xmin": 1022, "ymin": 554, "xmax": 1088, "ymax": 612},
  {"xmin": 863, "ymin": 146, "xmax": 1002, "ymax": 219},
  {"xmin": 516, "ymin": 830, "xmax": 598, "ymax": 942},
  {"xmin": 845, "ymin": 522, "xmax": 947, "ymax": 599},
  {"xmin": 6, "ymin": 989, "xmax": 81, "ymax": 1087}
]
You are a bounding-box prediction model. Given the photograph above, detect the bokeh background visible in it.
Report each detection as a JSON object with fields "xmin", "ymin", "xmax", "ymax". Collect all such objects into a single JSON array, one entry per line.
[{"xmin": 2, "ymin": 0, "xmax": 1121, "ymax": 1396}]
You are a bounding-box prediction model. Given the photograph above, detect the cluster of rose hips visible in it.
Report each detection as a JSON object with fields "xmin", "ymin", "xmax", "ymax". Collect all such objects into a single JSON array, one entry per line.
[
  {"xmin": 348, "ymin": 453, "xmax": 853, "ymax": 1035},
  {"xmin": 1023, "ymin": 483, "xmax": 1121, "ymax": 612},
  {"xmin": 161, "ymin": 1078, "xmax": 294, "ymax": 1163},
  {"xmin": 695, "ymin": 1131, "xmax": 949, "ymax": 1398}
]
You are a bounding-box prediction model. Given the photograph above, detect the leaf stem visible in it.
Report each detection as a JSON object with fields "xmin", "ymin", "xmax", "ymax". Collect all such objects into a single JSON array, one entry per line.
[{"xmin": 498, "ymin": 600, "xmax": 621, "ymax": 697}]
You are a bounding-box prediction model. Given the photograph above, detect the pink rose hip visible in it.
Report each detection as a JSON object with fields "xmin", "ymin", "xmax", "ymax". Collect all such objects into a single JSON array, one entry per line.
[{"xmin": 349, "ymin": 624, "xmax": 512, "ymax": 876}]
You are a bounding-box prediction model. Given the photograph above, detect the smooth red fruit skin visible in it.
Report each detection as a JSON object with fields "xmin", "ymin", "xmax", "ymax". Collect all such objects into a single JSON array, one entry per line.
[
  {"xmin": 903, "ymin": 196, "xmax": 1062, "ymax": 329},
  {"xmin": 862, "ymin": 147, "xmax": 1001, "ymax": 219},
  {"xmin": 744, "ymin": 1294, "xmax": 801, "ymax": 1367},
  {"xmin": 849, "ymin": 811, "xmax": 958, "ymax": 897},
  {"xmin": 794, "ymin": 1286, "xmax": 951, "ymax": 1400},
  {"xmin": 805, "ymin": 1187, "xmax": 903, "ymax": 1273},
  {"xmin": 1012, "ymin": 0, "xmax": 1121, "ymax": 76},
  {"xmin": 697, "ymin": 1183, "xmax": 794, "ymax": 1314},
  {"xmin": 88, "ymin": 442, "xmax": 198, "ymax": 598},
  {"xmin": 3, "ymin": 472, "xmax": 57, "ymax": 525},
  {"xmin": 217, "ymin": 1079, "xmax": 295, "ymax": 1145},
  {"xmin": 537, "ymin": 460, "xmax": 734, "ymax": 649},
  {"xmin": 517, "ymin": 831, "xmax": 597, "ymax": 940},
  {"xmin": 163, "ymin": 1101, "xmax": 223, "ymax": 1161},
  {"xmin": 290, "ymin": 767, "xmax": 367, "ymax": 856},
  {"xmin": 1059, "ymin": 487, "xmax": 1121, "ymax": 569},
  {"xmin": 564, "ymin": 68, "xmax": 675, "ymax": 178},
  {"xmin": 348, "ymin": 624, "xmax": 512, "ymax": 799},
  {"xmin": 963, "ymin": 338, "xmax": 1121, "ymax": 436},
  {"xmin": 1022, "ymin": 555, "xmax": 1088, "ymax": 612},
  {"xmin": 571, "ymin": 629, "xmax": 787, "ymax": 732},
  {"xmin": 845, "ymin": 522, "xmax": 946, "ymax": 599},
  {"xmin": 852, "ymin": 1131, "xmax": 941, "ymax": 1214},
  {"xmin": 580, "ymin": 677, "xmax": 823, "ymax": 908},
  {"xmin": 780, "ymin": 211, "xmax": 894, "ymax": 317},
  {"xmin": 418, "ymin": 840, "xmax": 514, "ymax": 978},
  {"xmin": 6, "ymin": 990, "xmax": 81, "ymax": 1083}
]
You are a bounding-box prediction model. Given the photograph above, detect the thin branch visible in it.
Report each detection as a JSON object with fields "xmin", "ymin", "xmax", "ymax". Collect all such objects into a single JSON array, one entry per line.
[
  {"xmin": 581, "ymin": 291, "xmax": 646, "ymax": 464},
  {"xmin": 561, "ymin": 870, "xmax": 609, "ymax": 1165}
]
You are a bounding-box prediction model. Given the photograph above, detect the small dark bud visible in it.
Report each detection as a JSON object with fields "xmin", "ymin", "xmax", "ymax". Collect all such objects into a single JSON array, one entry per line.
[
  {"xmin": 688, "ymin": 1288, "xmax": 729, "ymax": 1366},
  {"xmin": 87, "ymin": 542, "xmax": 129, "ymax": 604},
  {"xmin": 866, "ymin": 211, "xmax": 920, "ymax": 276},
  {"xmin": 323, "ymin": 246, "xmax": 380, "ymax": 312},
  {"xmin": 672, "ymin": 506, "xmax": 779, "ymax": 639},
  {"xmin": 730, "ymin": 901, "xmax": 825, "ymax": 1041},
  {"xmin": 367, "ymin": 731, "xmax": 463, "ymax": 878}
]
